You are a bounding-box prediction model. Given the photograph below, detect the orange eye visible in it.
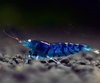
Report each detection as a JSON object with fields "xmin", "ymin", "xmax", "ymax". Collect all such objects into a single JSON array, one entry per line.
[{"xmin": 15, "ymin": 37, "xmax": 19, "ymax": 40}]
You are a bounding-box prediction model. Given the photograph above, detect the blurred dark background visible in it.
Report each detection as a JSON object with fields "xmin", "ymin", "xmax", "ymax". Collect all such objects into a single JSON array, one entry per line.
[{"xmin": 0, "ymin": 0, "xmax": 100, "ymax": 48}]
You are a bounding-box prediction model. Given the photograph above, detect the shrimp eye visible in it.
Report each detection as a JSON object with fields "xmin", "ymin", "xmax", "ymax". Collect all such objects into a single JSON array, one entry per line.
[{"xmin": 28, "ymin": 39, "xmax": 31, "ymax": 42}]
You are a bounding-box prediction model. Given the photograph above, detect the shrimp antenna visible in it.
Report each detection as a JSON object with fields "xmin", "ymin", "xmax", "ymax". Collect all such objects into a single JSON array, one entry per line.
[{"xmin": 3, "ymin": 29, "xmax": 19, "ymax": 41}]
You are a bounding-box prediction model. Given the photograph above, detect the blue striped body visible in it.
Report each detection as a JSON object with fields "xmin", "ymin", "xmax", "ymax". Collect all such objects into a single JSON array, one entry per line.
[{"xmin": 21, "ymin": 40, "xmax": 92, "ymax": 59}]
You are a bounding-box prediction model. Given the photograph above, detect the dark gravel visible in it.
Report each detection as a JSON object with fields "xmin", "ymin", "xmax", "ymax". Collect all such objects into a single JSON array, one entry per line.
[{"xmin": 0, "ymin": 49, "xmax": 100, "ymax": 83}]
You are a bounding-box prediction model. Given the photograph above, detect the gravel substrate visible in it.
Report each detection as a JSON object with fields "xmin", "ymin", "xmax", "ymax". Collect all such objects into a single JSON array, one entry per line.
[{"xmin": 0, "ymin": 50, "xmax": 100, "ymax": 83}]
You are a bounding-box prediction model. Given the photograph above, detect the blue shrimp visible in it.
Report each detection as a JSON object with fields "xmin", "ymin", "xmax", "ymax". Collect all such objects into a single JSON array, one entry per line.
[
  {"xmin": 3, "ymin": 30, "xmax": 100, "ymax": 64},
  {"xmin": 19, "ymin": 39, "xmax": 100, "ymax": 64}
]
